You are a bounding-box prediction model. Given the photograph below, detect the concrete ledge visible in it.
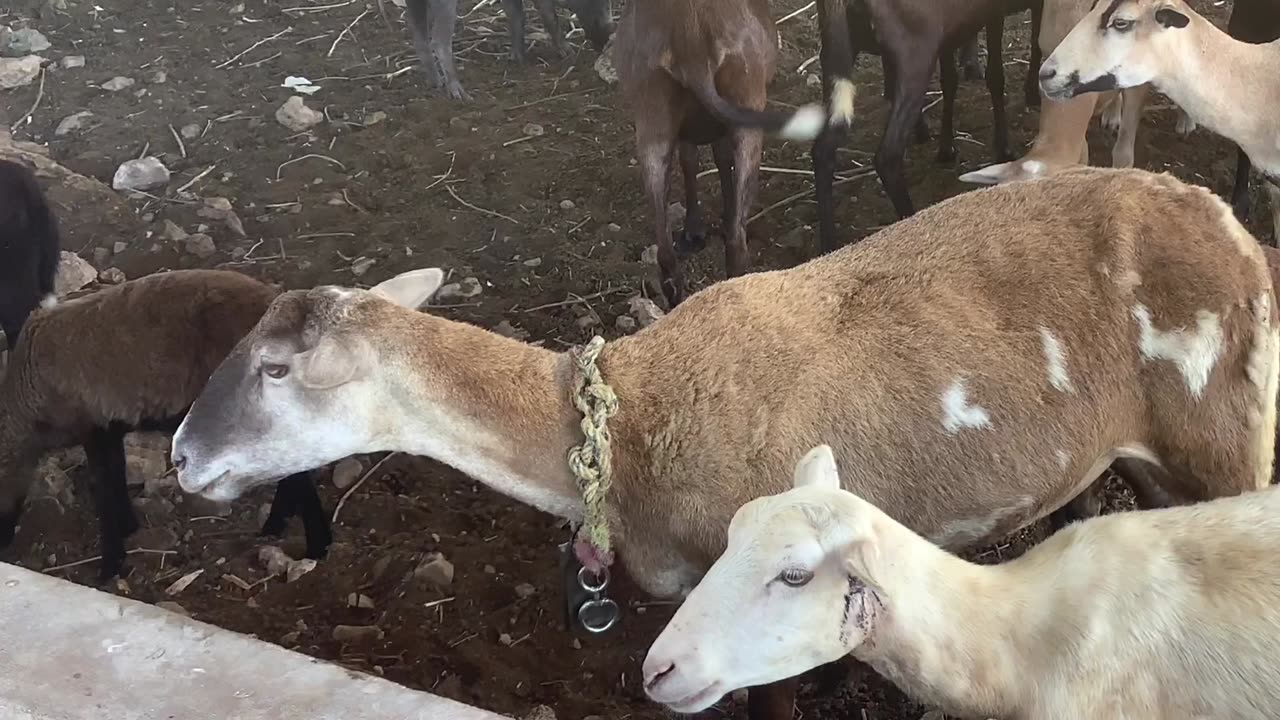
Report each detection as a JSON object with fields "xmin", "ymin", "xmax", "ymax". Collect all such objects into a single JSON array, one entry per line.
[{"xmin": 0, "ymin": 562, "xmax": 509, "ymax": 720}]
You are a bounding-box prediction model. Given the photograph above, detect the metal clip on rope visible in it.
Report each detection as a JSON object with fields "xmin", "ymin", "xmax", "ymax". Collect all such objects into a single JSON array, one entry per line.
[{"xmin": 575, "ymin": 565, "xmax": 620, "ymax": 634}]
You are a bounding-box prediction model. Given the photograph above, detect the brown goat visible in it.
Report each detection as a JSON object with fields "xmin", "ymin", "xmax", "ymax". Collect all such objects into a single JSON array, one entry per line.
[
  {"xmin": 613, "ymin": 0, "xmax": 823, "ymax": 308},
  {"xmin": 173, "ymin": 167, "xmax": 1277, "ymax": 720}
]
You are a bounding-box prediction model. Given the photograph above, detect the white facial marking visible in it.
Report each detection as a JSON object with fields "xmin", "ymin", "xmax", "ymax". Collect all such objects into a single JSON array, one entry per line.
[
  {"xmin": 1131, "ymin": 304, "xmax": 1224, "ymax": 399},
  {"xmin": 940, "ymin": 378, "xmax": 992, "ymax": 434},
  {"xmin": 1021, "ymin": 159, "xmax": 1045, "ymax": 176},
  {"xmin": 1039, "ymin": 327, "xmax": 1075, "ymax": 394},
  {"xmin": 1055, "ymin": 450, "xmax": 1070, "ymax": 471}
]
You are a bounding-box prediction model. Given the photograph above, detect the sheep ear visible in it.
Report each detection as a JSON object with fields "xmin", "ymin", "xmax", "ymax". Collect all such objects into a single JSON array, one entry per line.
[
  {"xmin": 296, "ymin": 336, "xmax": 365, "ymax": 390},
  {"xmin": 793, "ymin": 445, "xmax": 841, "ymax": 490},
  {"xmin": 1155, "ymin": 7, "xmax": 1189, "ymax": 28},
  {"xmin": 369, "ymin": 268, "xmax": 445, "ymax": 310}
]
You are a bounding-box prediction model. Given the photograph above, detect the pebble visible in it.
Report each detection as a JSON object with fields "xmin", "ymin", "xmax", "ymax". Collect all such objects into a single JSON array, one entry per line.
[
  {"xmin": 162, "ymin": 219, "xmax": 188, "ymax": 242},
  {"xmin": 112, "ymin": 157, "xmax": 170, "ymax": 192},
  {"xmin": 113, "ymin": 241, "xmax": 128, "ymax": 254},
  {"xmin": 1, "ymin": 28, "xmax": 51, "ymax": 57},
  {"xmin": 55, "ymin": 110, "xmax": 93, "ymax": 136},
  {"xmin": 53, "ymin": 251, "xmax": 96, "ymax": 296},
  {"xmin": 331, "ymin": 456, "xmax": 363, "ymax": 490},
  {"xmin": 413, "ymin": 553, "xmax": 454, "ymax": 589},
  {"xmin": 607, "ymin": 223, "xmax": 622, "ymax": 232},
  {"xmin": 179, "ymin": 122, "xmax": 202, "ymax": 139},
  {"xmin": 101, "ymin": 75, "xmax": 135, "ymax": 92},
  {"xmin": 148, "ymin": 69, "xmax": 167, "ymax": 84},
  {"xmin": 559, "ymin": 199, "xmax": 576, "ymax": 211},
  {"xmin": 514, "ymin": 582, "xmax": 536, "ymax": 599},
  {"xmin": 351, "ymin": 257, "xmax": 376, "ymax": 276},
  {"xmin": 484, "ymin": 564, "xmax": 497, "ymax": 574},
  {"xmin": 523, "ymin": 705, "xmax": 556, "ymax": 720},
  {"xmin": 594, "ymin": 38, "xmax": 617, "ymax": 84},
  {"xmin": 332, "ymin": 625, "xmax": 384, "ymax": 644},
  {"xmin": 615, "ymin": 315, "xmax": 637, "ymax": 333},
  {"xmin": 60, "ymin": 55, "xmax": 85, "ymax": 69},
  {"xmin": 363, "ymin": 110, "xmax": 387, "ymax": 126},
  {"xmin": 275, "ymin": 95, "xmax": 324, "ymax": 132},
  {"xmin": 183, "ymin": 233, "xmax": 216, "ymax": 259},
  {"xmin": 640, "ymin": 244, "xmax": 658, "ymax": 265},
  {"xmin": 575, "ymin": 314, "xmax": 600, "ymax": 330},
  {"xmin": 498, "ymin": 632, "xmax": 514, "ymax": 647},
  {"xmin": 807, "ymin": 73, "xmax": 822, "ymax": 88},
  {"xmin": 346, "ymin": 593, "xmax": 375, "ymax": 610},
  {"xmin": 0, "ymin": 55, "xmax": 43, "ymax": 90},
  {"xmin": 628, "ymin": 296, "xmax": 665, "ymax": 328},
  {"xmin": 522, "ymin": 257, "xmax": 542, "ymax": 268},
  {"xmin": 435, "ymin": 276, "xmax": 482, "ymax": 301},
  {"xmin": 522, "ymin": 122, "xmax": 544, "ymax": 137},
  {"xmin": 99, "ymin": 267, "xmax": 126, "ymax": 284}
]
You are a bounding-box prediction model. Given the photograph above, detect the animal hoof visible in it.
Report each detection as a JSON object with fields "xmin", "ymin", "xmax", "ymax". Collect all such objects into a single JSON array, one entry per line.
[
  {"xmin": 97, "ymin": 556, "xmax": 125, "ymax": 585},
  {"xmin": 444, "ymin": 82, "xmax": 471, "ymax": 101},
  {"xmin": 259, "ymin": 516, "xmax": 288, "ymax": 538},
  {"xmin": 675, "ymin": 228, "xmax": 706, "ymax": 255},
  {"xmin": 304, "ymin": 531, "xmax": 335, "ymax": 561}
]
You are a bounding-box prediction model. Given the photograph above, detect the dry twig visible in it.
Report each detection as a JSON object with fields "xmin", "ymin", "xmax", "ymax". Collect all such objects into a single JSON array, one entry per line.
[
  {"xmin": 168, "ymin": 123, "xmax": 187, "ymax": 159},
  {"xmin": 446, "ymin": 185, "xmax": 520, "ymax": 224},
  {"xmin": 9, "ymin": 66, "xmax": 45, "ymax": 132},
  {"xmin": 276, "ymin": 154, "xmax": 347, "ymax": 180},
  {"xmin": 332, "ymin": 452, "xmax": 400, "ymax": 522},
  {"xmin": 328, "ymin": 9, "xmax": 371, "ymax": 57},
  {"xmin": 216, "ymin": 27, "xmax": 293, "ymax": 69}
]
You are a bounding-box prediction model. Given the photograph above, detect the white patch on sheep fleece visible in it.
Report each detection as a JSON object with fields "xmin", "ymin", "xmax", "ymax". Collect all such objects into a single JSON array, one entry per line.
[
  {"xmin": 779, "ymin": 104, "xmax": 827, "ymax": 142},
  {"xmin": 39, "ymin": 293, "xmax": 57, "ymax": 309},
  {"xmin": 940, "ymin": 378, "xmax": 992, "ymax": 434},
  {"xmin": 1056, "ymin": 450, "xmax": 1070, "ymax": 471},
  {"xmin": 1039, "ymin": 327, "xmax": 1075, "ymax": 394},
  {"xmin": 1131, "ymin": 304, "xmax": 1224, "ymax": 399}
]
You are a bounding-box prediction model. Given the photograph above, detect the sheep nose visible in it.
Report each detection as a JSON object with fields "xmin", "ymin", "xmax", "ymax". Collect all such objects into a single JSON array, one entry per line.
[
  {"xmin": 1038, "ymin": 66, "xmax": 1057, "ymax": 82},
  {"xmin": 172, "ymin": 453, "xmax": 187, "ymax": 472},
  {"xmin": 644, "ymin": 660, "xmax": 676, "ymax": 692}
]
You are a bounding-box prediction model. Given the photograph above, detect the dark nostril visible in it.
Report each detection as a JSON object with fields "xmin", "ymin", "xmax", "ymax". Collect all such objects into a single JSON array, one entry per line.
[
  {"xmin": 645, "ymin": 662, "xmax": 675, "ymax": 690},
  {"xmin": 1039, "ymin": 67, "xmax": 1057, "ymax": 81},
  {"xmin": 172, "ymin": 454, "xmax": 187, "ymax": 472}
]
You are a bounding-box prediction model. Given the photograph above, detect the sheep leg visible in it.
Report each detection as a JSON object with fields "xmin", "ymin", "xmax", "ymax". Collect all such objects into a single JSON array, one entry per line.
[
  {"xmin": 262, "ymin": 472, "xmax": 334, "ymax": 560},
  {"xmin": 747, "ymin": 676, "xmax": 798, "ymax": 720},
  {"xmin": 85, "ymin": 425, "xmax": 139, "ymax": 583},
  {"xmin": 532, "ymin": 0, "xmax": 570, "ymax": 57},
  {"xmin": 637, "ymin": 91, "xmax": 683, "ymax": 307},
  {"xmin": 984, "ymin": 16, "xmax": 1012, "ymax": 162},
  {"xmin": 935, "ymin": 44, "xmax": 959, "ymax": 164},
  {"xmin": 724, "ymin": 127, "xmax": 763, "ymax": 279},
  {"xmin": 675, "ymin": 142, "xmax": 707, "ymax": 255},
  {"xmin": 1112, "ymin": 84, "xmax": 1148, "ymax": 168},
  {"xmin": 1024, "ymin": 0, "xmax": 1043, "ymax": 108},
  {"xmin": 875, "ymin": 48, "xmax": 932, "ymax": 218},
  {"xmin": 1230, "ymin": 150, "xmax": 1253, "ymax": 224},
  {"xmin": 503, "ymin": 0, "xmax": 529, "ymax": 62}
]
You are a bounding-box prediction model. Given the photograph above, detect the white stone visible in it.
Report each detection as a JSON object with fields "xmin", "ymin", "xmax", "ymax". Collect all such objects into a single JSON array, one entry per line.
[
  {"xmin": 53, "ymin": 251, "xmax": 96, "ymax": 296},
  {"xmin": 54, "ymin": 110, "xmax": 93, "ymax": 136},
  {"xmin": 101, "ymin": 75, "xmax": 135, "ymax": 92},
  {"xmin": 112, "ymin": 157, "xmax": 170, "ymax": 192},
  {"xmin": 275, "ymin": 95, "xmax": 323, "ymax": 132},
  {"xmin": 0, "ymin": 55, "xmax": 42, "ymax": 90}
]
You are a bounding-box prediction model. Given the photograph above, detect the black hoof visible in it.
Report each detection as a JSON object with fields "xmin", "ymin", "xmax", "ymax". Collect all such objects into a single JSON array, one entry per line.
[
  {"xmin": 259, "ymin": 515, "xmax": 289, "ymax": 538},
  {"xmin": 304, "ymin": 528, "xmax": 334, "ymax": 561},
  {"xmin": 97, "ymin": 555, "xmax": 125, "ymax": 585},
  {"xmin": 674, "ymin": 228, "xmax": 706, "ymax": 255}
]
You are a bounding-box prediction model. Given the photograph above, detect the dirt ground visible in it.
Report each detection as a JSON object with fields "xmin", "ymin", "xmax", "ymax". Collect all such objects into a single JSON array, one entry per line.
[{"xmin": 0, "ymin": 0, "xmax": 1260, "ymax": 718}]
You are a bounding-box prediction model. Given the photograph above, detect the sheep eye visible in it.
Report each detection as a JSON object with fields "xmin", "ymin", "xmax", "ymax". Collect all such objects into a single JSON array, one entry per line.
[
  {"xmin": 780, "ymin": 568, "xmax": 813, "ymax": 587},
  {"xmin": 1111, "ymin": 17, "xmax": 1134, "ymax": 31},
  {"xmin": 263, "ymin": 363, "xmax": 290, "ymax": 379}
]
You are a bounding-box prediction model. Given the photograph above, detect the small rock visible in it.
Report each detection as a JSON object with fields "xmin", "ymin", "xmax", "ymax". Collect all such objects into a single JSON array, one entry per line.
[
  {"xmin": 124, "ymin": 436, "xmax": 169, "ymax": 485},
  {"xmin": 60, "ymin": 55, "xmax": 85, "ymax": 69},
  {"xmin": 523, "ymin": 705, "xmax": 556, "ymax": 720},
  {"xmin": 183, "ymin": 233, "xmax": 216, "ymax": 259},
  {"xmin": 351, "ymin": 257, "xmax": 376, "ymax": 276},
  {"xmin": 53, "ymin": 251, "xmax": 96, "ymax": 296},
  {"xmin": 498, "ymin": 632, "xmax": 514, "ymax": 647},
  {"xmin": 522, "ymin": 257, "xmax": 542, "ymax": 268},
  {"xmin": 275, "ymin": 95, "xmax": 324, "ymax": 132},
  {"xmin": 332, "ymin": 625, "xmax": 384, "ymax": 644},
  {"xmin": 493, "ymin": 320, "xmax": 529, "ymax": 341},
  {"xmin": 155, "ymin": 601, "xmax": 190, "ymax": 617},
  {"xmin": 142, "ymin": 471, "xmax": 174, "ymax": 496},
  {"xmin": 280, "ymin": 631, "xmax": 301, "ymax": 645},
  {"xmin": 594, "ymin": 38, "xmax": 617, "ymax": 84},
  {"xmin": 363, "ymin": 110, "xmax": 387, "ymax": 126},
  {"xmin": 607, "ymin": 222, "xmax": 622, "ymax": 232},
  {"xmin": 347, "ymin": 593, "xmax": 375, "ymax": 610},
  {"xmin": 628, "ymin": 296, "xmax": 665, "ymax": 328},
  {"xmin": 258, "ymin": 545, "xmax": 293, "ymax": 577},
  {"xmin": 615, "ymin": 315, "xmax": 636, "ymax": 333},
  {"xmin": 559, "ymin": 199, "xmax": 576, "ymax": 211},
  {"xmin": 1, "ymin": 28, "xmax": 51, "ymax": 57},
  {"xmin": 99, "ymin": 267, "xmax": 126, "ymax": 284},
  {"xmin": 112, "ymin": 157, "xmax": 170, "ymax": 192},
  {"xmin": 435, "ymin": 276, "xmax": 482, "ymax": 301},
  {"xmin": 188, "ymin": 496, "xmax": 233, "ymax": 518},
  {"xmin": 92, "ymin": 246, "xmax": 110, "ymax": 267},
  {"xmin": 483, "ymin": 564, "xmax": 497, "ymax": 574},
  {"xmin": 413, "ymin": 553, "xmax": 454, "ymax": 589},
  {"xmin": 113, "ymin": 241, "xmax": 128, "ymax": 255},
  {"xmin": 179, "ymin": 122, "xmax": 201, "ymax": 139},
  {"xmin": 575, "ymin": 314, "xmax": 600, "ymax": 331},
  {"xmin": 197, "ymin": 197, "xmax": 246, "ymax": 237},
  {"xmin": 0, "ymin": 55, "xmax": 43, "ymax": 90},
  {"xmin": 148, "ymin": 69, "xmax": 167, "ymax": 84},
  {"xmin": 521, "ymin": 123, "xmax": 544, "ymax": 137},
  {"xmin": 331, "ymin": 457, "xmax": 363, "ymax": 490},
  {"xmin": 101, "ymin": 75, "xmax": 135, "ymax": 92},
  {"xmin": 666, "ymin": 202, "xmax": 687, "ymax": 233},
  {"xmin": 640, "ymin": 244, "xmax": 658, "ymax": 265},
  {"xmin": 54, "ymin": 110, "xmax": 93, "ymax": 136},
  {"xmin": 514, "ymin": 582, "xmax": 536, "ymax": 599},
  {"xmin": 806, "ymin": 73, "xmax": 822, "ymax": 88},
  {"xmin": 162, "ymin": 220, "xmax": 188, "ymax": 242},
  {"xmin": 287, "ymin": 558, "xmax": 317, "ymax": 583}
]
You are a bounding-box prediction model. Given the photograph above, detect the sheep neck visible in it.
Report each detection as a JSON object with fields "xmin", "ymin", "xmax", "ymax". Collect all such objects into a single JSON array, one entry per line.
[
  {"xmin": 1152, "ymin": 16, "xmax": 1280, "ymax": 172},
  {"xmin": 853, "ymin": 513, "xmax": 1045, "ymax": 718},
  {"xmin": 376, "ymin": 310, "xmax": 588, "ymax": 522}
]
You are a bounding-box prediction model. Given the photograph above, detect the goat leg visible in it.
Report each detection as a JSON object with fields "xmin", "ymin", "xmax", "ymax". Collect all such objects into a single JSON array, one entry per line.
[
  {"xmin": 747, "ymin": 676, "xmax": 799, "ymax": 720},
  {"xmin": 875, "ymin": 50, "xmax": 931, "ymax": 218},
  {"xmin": 533, "ymin": 0, "xmax": 571, "ymax": 57},
  {"xmin": 936, "ymin": 45, "xmax": 960, "ymax": 164},
  {"xmin": 724, "ymin": 128, "xmax": 763, "ymax": 279},
  {"xmin": 639, "ymin": 124, "xmax": 683, "ymax": 307},
  {"xmin": 407, "ymin": 0, "xmax": 469, "ymax": 100},
  {"xmin": 711, "ymin": 136, "xmax": 736, "ymax": 239},
  {"xmin": 985, "ymin": 17, "xmax": 1011, "ymax": 162},
  {"xmin": 676, "ymin": 142, "xmax": 708, "ymax": 255},
  {"xmin": 815, "ymin": 0, "xmax": 858, "ymax": 252},
  {"xmin": 86, "ymin": 425, "xmax": 138, "ymax": 583},
  {"xmin": 959, "ymin": 37, "xmax": 983, "ymax": 81},
  {"xmin": 503, "ymin": 0, "xmax": 529, "ymax": 62},
  {"xmin": 1024, "ymin": 0, "xmax": 1043, "ymax": 108},
  {"xmin": 1231, "ymin": 150, "xmax": 1253, "ymax": 224},
  {"xmin": 286, "ymin": 472, "xmax": 333, "ymax": 559}
]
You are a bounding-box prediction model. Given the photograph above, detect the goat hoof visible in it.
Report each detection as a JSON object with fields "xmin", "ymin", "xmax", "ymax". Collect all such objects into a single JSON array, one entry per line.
[
  {"xmin": 675, "ymin": 228, "xmax": 707, "ymax": 255},
  {"xmin": 97, "ymin": 557, "xmax": 125, "ymax": 585},
  {"xmin": 259, "ymin": 517, "xmax": 288, "ymax": 538},
  {"xmin": 304, "ymin": 533, "xmax": 334, "ymax": 561}
]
